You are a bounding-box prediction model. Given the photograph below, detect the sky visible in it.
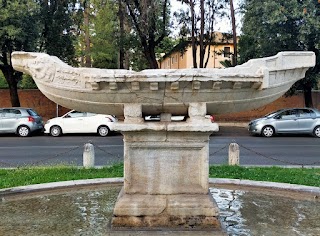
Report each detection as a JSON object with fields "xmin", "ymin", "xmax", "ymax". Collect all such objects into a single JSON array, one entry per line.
[{"xmin": 170, "ymin": 0, "xmax": 242, "ymax": 35}]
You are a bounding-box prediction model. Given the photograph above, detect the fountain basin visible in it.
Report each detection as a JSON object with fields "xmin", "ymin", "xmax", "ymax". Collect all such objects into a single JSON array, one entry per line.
[
  {"xmin": 0, "ymin": 178, "xmax": 319, "ymax": 235},
  {"xmin": 9, "ymin": 50, "xmax": 318, "ymax": 233}
]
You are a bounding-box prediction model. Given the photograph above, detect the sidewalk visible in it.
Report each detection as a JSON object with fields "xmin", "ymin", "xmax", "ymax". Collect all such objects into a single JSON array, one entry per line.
[{"xmin": 214, "ymin": 122, "xmax": 248, "ymax": 136}]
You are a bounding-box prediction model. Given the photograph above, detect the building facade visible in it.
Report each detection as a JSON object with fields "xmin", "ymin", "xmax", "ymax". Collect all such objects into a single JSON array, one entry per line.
[{"xmin": 159, "ymin": 32, "xmax": 236, "ymax": 69}]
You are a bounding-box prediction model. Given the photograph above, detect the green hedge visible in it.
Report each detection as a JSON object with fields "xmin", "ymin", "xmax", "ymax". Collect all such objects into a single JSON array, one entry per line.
[{"xmin": 0, "ymin": 72, "xmax": 37, "ymax": 89}]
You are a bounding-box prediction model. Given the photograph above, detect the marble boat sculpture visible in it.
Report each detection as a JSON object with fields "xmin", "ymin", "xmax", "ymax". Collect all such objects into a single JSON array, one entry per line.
[
  {"xmin": 11, "ymin": 51, "xmax": 315, "ymax": 117},
  {"xmin": 11, "ymin": 51, "xmax": 316, "ymax": 231}
]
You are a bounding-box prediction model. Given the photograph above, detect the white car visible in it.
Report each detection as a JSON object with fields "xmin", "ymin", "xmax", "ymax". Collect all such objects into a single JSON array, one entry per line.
[
  {"xmin": 44, "ymin": 110, "xmax": 117, "ymax": 137},
  {"xmin": 144, "ymin": 114, "xmax": 215, "ymax": 122}
]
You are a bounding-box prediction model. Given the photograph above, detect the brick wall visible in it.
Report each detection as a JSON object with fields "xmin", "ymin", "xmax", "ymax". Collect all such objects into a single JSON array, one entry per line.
[
  {"xmin": 0, "ymin": 89, "xmax": 69, "ymax": 121},
  {"xmin": 1, "ymin": 89, "xmax": 319, "ymax": 122}
]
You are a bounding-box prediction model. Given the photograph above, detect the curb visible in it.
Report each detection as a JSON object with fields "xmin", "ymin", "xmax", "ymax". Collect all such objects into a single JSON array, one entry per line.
[
  {"xmin": 217, "ymin": 122, "xmax": 248, "ymax": 127},
  {"xmin": 1, "ymin": 177, "xmax": 319, "ymax": 196},
  {"xmin": 0, "ymin": 178, "xmax": 123, "ymax": 196},
  {"xmin": 209, "ymin": 178, "xmax": 320, "ymax": 195}
]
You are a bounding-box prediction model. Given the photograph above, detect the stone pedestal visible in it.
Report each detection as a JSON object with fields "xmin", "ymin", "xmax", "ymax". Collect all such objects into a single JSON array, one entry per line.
[{"xmin": 112, "ymin": 103, "xmax": 221, "ymax": 230}]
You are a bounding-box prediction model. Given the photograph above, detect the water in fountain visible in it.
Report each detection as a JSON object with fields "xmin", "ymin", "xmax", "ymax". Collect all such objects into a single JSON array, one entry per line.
[{"xmin": 0, "ymin": 184, "xmax": 319, "ymax": 235}]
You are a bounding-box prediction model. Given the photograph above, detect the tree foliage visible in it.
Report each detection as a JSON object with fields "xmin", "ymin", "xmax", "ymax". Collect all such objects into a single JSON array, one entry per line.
[
  {"xmin": 0, "ymin": 0, "xmax": 77, "ymax": 106},
  {"xmin": 174, "ymin": 0, "xmax": 227, "ymax": 68},
  {"xmin": 0, "ymin": 72, "xmax": 8, "ymax": 88},
  {"xmin": 38, "ymin": 0, "xmax": 77, "ymax": 64},
  {"xmin": 90, "ymin": 0, "xmax": 119, "ymax": 68},
  {"xmin": 0, "ymin": 0, "xmax": 40, "ymax": 106},
  {"xmin": 123, "ymin": 0, "xmax": 170, "ymax": 69},
  {"xmin": 74, "ymin": 0, "xmax": 126, "ymax": 69},
  {"xmin": 239, "ymin": 0, "xmax": 320, "ymax": 107},
  {"xmin": 69, "ymin": 0, "xmax": 173, "ymax": 71}
]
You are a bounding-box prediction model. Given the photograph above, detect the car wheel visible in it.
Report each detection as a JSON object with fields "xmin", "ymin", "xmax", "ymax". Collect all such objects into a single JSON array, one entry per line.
[
  {"xmin": 50, "ymin": 125, "xmax": 62, "ymax": 137},
  {"xmin": 313, "ymin": 126, "xmax": 320, "ymax": 138},
  {"xmin": 98, "ymin": 125, "xmax": 110, "ymax": 137},
  {"xmin": 17, "ymin": 125, "xmax": 30, "ymax": 137},
  {"xmin": 261, "ymin": 125, "xmax": 275, "ymax": 137}
]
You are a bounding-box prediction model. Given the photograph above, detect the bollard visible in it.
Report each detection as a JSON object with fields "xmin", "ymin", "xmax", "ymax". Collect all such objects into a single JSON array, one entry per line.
[
  {"xmin": 83, "ymin": 143, "xmax": 95, "ymax": 168},
  {"xmin": 228, "ymin": 142, "xmax": 239, "ymax": 165}
]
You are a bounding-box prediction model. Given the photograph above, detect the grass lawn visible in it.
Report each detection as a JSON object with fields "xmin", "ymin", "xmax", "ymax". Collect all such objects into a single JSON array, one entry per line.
[{"xmin": 0, "ymin": 164, "xmax": 319, "ymax": 189}]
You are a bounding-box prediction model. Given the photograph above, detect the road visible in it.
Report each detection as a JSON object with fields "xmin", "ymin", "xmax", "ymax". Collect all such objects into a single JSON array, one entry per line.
[{"xmin": 1, "ymin": 126, "xmax": 320, "ymax": 167}]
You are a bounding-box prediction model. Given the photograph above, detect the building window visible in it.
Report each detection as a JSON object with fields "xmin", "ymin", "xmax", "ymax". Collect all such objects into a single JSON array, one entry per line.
[{"xmin": 224, "ymin": 47, "xmax": 231, "ymax": 58}]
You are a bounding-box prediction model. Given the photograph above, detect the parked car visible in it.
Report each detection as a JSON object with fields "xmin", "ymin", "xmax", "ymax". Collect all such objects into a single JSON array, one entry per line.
[
  {"xmin": 0, "ymin": 107, "xmax": 44, "ymax": 137},
  {"xmin": 144, "ymin": 115, "xmax": 186, "ymax": 121},
  {"xmin": 44, "ymin": 110, "xmax": 117, "ymax": 137},
  {"xmin": 144, "ymin": 114, "xmax": 215, "ymax": 122},
  {"xmin": 248, "ymin": 108, "xmax": 320, "ymax": 137}
]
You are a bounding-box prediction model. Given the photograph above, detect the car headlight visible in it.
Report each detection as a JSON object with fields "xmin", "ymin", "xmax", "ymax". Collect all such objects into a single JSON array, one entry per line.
[
  {"xmin": 249, "ymin": 120, "xmax": 258, "ymax": 126},
  {"xmin": 45, "ymin": 120, "xmax": 50, "ymax": 124}
]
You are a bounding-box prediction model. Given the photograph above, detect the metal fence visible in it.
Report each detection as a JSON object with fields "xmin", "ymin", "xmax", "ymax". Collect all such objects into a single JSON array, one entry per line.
[
  {"xmin": 1, "ymin": 141, "xmax": 319, "ymax": 168},
  {"xmin": 209, "ymin": 142, "xmax": 320, "ymax": 167},
  {"xmin": 0, "ymin": 141, "xmax": 122, "ymax": 168}
]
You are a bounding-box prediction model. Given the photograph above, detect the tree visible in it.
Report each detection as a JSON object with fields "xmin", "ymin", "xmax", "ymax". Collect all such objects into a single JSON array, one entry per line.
[
  {"xmin": 0, "ymin": 0, "xmax": 40, "ymax": 106},
  {"xmin": 239, "ymin": 0, "xmax": 320, "ymax": 107},
  {"xmin": 73, "ymin": 0, "xmax": 173, "ymax": 71},
  {"xmin": 91, "ymin": 0, "xmax": 119, "ymax": 69},
  {"xmin": 72, "ymin": 0, "xmax": 93, "ymax": 67},
  {"xmin": 123, "ymin": 0, "xmax": 170, "ymax": 69},
  {"xmin": 118, "ymin": 0, "xmax": 126, "ymax": 69},
  {"xmin": 38, "ymin": 0, "xmax": 77, "ymax": 64},
  {"xmin": 229, "ymin": 0, "xmax": 237, "ymax": 66},
  {"xmin": 74, "ymin": 0, "xmax": 127, "ymax": 69},
  {"xmin": 82, "ymin": 0, "xmax": 92, "ymax": 67},
  {"xmin": 175, "ymin": 0, "xmax": 221, "ymax": 68}
]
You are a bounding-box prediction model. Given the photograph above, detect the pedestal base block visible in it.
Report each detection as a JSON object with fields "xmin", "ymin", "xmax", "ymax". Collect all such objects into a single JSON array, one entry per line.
[
  {"xmin": 111, "ymin": 121, "xmax": 222, "ymax": 231},
  {"xmin": 112, "ymin": 215, "xmax": 221, "ymax": 229},
  {"xmin": 112, "ymin": 190, "xmax": 221, "ymax": 230}
]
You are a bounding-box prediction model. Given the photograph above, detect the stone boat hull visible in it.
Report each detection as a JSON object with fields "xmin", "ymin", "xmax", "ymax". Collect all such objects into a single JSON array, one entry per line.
[{"xmin": 12, "ymin": 51, "xmax": 315, "ymax": 116}]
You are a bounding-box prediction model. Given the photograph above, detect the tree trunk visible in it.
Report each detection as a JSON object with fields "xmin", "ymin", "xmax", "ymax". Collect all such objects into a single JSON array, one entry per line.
[
  {"xmin": 118, "ymin": 0, "xmax": 125, "ymax": 69},
  {"xmin": 83, "ymin": 0, "xmax": 92, "ymax": 67},
  {"xmin": 204, "ymin": 44, "xmax": 211, "ymax": 68},
  {"xmin": 124, "ymin": 0, "xmax": 167, "ymax": 70},
  {"xmin": 199, "ymin": 0, "xmax": 205, "ymax": 68},
  {"xmin": 142, "ymin": 44, "xmax": 159, "ymax": 69},
  {"xmin": 1, "ymin": 65, "xmax": 21, "ymax": 107},
  {"xmin": 230, "ymin": 0, "xmax": 237, "ymax": 66},
  {"xmin": 303, "ymin": 83, "xmax": 313, "ymax": 108},
  {"xmin": 190, "ymin": 0, "xmax": 197, "ymax": 68},
  {"xmin": 8, "ymin": 81, "xmax": 20, "ymax": 107},
  {"xmin": 149, "ymin": 47, "xmax": 159, "ymax": 69},
  {"xmin": 204, "ymin": 1, "xmax": 215, "ymax": 68}
]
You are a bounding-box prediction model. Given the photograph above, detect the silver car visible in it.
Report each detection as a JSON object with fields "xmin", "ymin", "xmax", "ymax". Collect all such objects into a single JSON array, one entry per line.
[
  {"xmin": 0, "ymin": 107, "xmax": 44, "ymax": 137},
  {"xmin": 248, "ymin": 108, "xmax": 320, "ymax": 137}
]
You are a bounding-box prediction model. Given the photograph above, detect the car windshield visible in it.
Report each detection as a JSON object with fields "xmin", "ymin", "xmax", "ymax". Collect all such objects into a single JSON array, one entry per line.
[
  {"xmin": 264, "ymin": 109, "xmax": 284, "ymax": 118},
  {"xmin": 64, "ymin": 111, "xmax": 86, "ymax": 118}
]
